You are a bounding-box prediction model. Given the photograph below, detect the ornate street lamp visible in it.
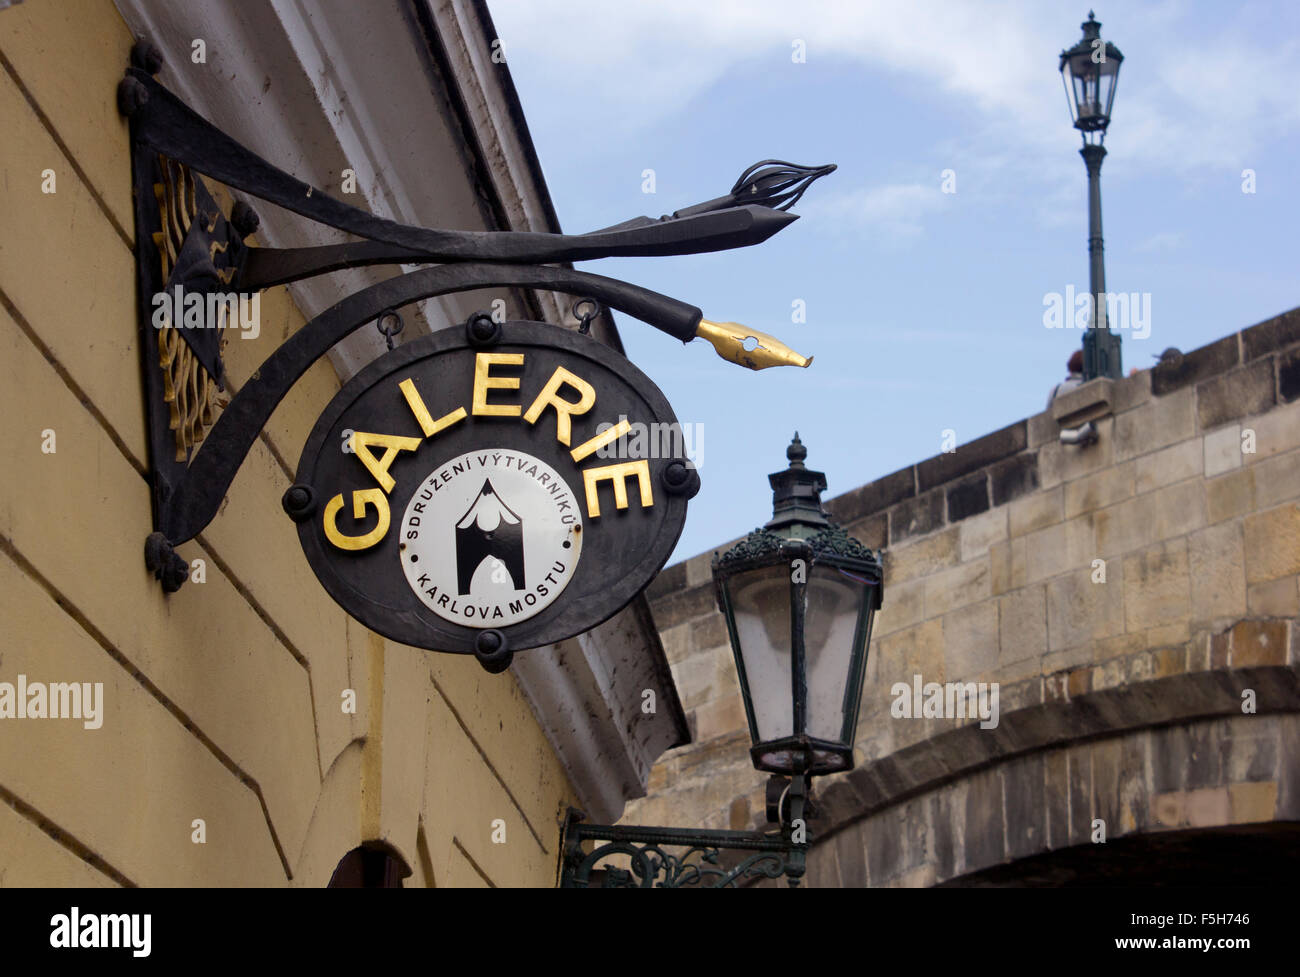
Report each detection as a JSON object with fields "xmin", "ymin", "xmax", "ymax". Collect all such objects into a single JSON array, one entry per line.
[
  {"xmin": 561, "ymin": 435, "xmax": 883, "ymax": 887},
  {"xmin": 713, "ymin": 434, "xmax": 883, "ymax": 777},
  {"xmin": 1060, "ymin": 11, "xmax": 1124, "ymax": 381}
]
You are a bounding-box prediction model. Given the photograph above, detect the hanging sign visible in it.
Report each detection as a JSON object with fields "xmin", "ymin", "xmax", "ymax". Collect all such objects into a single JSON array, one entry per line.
[{"xmin": 289, "ymin": 320, "xmax": 698, "ymax": 662}]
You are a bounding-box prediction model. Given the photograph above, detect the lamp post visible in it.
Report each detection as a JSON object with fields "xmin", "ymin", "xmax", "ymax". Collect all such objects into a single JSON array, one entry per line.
[
  {"xmin": 561, "ymin": 435, "xmax": 883, "ymax": 887},
  {"xmin": 1060, "ymin": 11, "xmax": 1124, "ymax": 381}
]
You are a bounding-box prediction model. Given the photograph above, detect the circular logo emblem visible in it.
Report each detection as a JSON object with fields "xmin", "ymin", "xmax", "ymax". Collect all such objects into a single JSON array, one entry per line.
[{"xmin": 399, "ymin": 449, "xmax": 582, "ymax": 627}]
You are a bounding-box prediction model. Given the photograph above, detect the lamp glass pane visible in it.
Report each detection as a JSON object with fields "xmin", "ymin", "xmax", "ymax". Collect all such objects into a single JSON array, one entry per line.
[
  {"xmin": 726, "ymin": 565, "xmax": 792, "ymax": 742},
  {"xmin": 1060, "ymin": 68, "xmax": 1080, "ymax": 125},
  {"xmin": 1069, "ymin": 56, "xmax": 1103, "ymax": 122},
  {"xmin": 1098, "ymin": 59, "xmax": 1119, "ymax": 118},
  {"xmin": 804, "ymin": 565, "xmax": 870, "ymax": 743}
]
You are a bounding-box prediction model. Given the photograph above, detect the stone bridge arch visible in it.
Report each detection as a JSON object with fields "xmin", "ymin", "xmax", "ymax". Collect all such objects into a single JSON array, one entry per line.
[{"xmin": 799, "ymin": 663, "xmax": 1300, "ymax": 886}]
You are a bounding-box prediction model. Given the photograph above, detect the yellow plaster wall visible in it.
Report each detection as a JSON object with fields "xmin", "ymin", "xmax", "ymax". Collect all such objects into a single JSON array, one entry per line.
[{"xmin": 0, "ymin": 0, "xmax": 576, "ymax": 887}]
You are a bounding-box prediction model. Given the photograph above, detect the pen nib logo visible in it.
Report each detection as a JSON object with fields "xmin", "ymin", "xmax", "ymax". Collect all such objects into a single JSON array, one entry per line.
[{"xmin": 455, "ymin": 479, "xmax": 525, "ymax": 594}]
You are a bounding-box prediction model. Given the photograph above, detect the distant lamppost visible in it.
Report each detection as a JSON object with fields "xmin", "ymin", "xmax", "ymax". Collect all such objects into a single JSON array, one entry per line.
[
  {"xmin": 1060, "ymin": 11, "xmax": 1124, "ymax": 381},
  {"xmin": 561, "ymin": 436, "xmax": 883, "ymax": 887}
]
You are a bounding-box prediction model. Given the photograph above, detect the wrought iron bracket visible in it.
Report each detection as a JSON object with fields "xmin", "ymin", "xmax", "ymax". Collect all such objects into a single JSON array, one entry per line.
[
  {"xmin": 560, "ymin": 774, "xmax": 811, "ymax": 887},
  {"xmin": 118, "ymin": 39, "xmax": 835, "ymax": 592}
]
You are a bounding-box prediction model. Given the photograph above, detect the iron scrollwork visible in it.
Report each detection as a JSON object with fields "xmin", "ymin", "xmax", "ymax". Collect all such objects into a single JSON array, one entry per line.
[
  {"xmin": 561, "ymin": 811, "xmax": 805, "ymax": 888},
  {"xmin": 570, "ymin": 842, "xmax": 789, "ymax": 888}
]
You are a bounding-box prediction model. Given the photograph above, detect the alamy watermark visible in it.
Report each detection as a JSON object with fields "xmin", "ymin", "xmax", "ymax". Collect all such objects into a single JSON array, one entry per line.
[
  {"xmin": 1043, "ymin": 285, "xmax": 1151, "ymax": 340},
  {"xmin": 890, "ymin": 674, "xmax": 999, "ymax": 729},
  {"xmin": 0, "ymin": 675, "xmax": 103, "ymax": 729},
  {"xmin": 50, "ymin": 908, "xmax": 150, "ymax": 957},
  {"xmin": 594, "ymin": 417, "xmax": 704, "ymax": 470},
  {"xmin": 151, "ymin": 284, "xmax": 261, "ymax": 339}
]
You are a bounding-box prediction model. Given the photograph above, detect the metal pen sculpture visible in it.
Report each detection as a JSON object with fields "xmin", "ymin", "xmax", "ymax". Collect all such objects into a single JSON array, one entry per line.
[{"xmin": 118, "ymin": 41, "xmax": 833, "ymax": 591}]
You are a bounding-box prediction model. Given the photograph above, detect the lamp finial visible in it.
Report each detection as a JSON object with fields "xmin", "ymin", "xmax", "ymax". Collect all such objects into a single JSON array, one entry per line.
[{"xmin": 787, "ymin": 432, "xmax": 807, "ymax": 467}]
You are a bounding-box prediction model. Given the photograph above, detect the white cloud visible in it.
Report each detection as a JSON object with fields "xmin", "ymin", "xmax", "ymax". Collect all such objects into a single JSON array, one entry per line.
[
  {"xmin": 488, "ymin": 0, "xmax": 1300, "ymax": 182},
  {"xmin": 803, "ymin": 181, "xmax": 946, "ymax": 239},
  {"xmin": 489, "ymin": 0, "xmax": 1057, "ymax": 132}
]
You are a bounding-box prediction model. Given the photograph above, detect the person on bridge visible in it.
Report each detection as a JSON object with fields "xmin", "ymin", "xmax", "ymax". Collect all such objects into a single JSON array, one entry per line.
[{"xmin": 1047, "ymin": 349, "xmax": 1085, "ymax": 408}]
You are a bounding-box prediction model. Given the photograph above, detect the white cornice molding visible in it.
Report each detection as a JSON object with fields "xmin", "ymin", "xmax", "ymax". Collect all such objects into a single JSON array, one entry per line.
[
  {"xmin": 113, "ymin": 0, "xmax": 688, "ymax": 824},
  {"xmin": 424, "ymin": 0, "xmax": 623, "ymax": 344},
  {"xmin": 513, "ymin": 605, "xmax": 688, "ymax": 823},
  {"xmin": 430, "ymin": 0, "xmax": 551, "ymax": 237}
]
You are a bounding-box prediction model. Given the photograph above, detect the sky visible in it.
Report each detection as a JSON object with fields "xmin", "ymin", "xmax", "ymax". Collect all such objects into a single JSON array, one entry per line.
[{"xmin": 485, "ymin": 0, "xmax": 1300, "ymax": 564}]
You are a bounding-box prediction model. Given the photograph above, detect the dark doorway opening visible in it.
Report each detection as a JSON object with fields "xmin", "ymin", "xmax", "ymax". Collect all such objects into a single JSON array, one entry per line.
[{"xmin": 328, "ymin": 844, "xmax": 412, "ymax": 888}]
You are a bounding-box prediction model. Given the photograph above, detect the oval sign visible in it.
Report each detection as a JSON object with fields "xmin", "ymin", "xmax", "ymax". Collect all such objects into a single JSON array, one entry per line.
[{"xmin": 292, "ymin": 320, "xmax": 697, "ymax": 655}]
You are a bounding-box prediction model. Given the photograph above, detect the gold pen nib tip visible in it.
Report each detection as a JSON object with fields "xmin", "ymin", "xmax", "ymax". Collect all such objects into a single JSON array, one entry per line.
[{"xmin": 694, "ymin": 319, "xmax": 813, "ymax": 371}]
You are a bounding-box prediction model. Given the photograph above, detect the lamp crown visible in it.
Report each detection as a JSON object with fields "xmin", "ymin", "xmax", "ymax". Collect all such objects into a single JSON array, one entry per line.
[{"xmin": 766, "ymin": 433, "xmax": 829, "ymax": 536}]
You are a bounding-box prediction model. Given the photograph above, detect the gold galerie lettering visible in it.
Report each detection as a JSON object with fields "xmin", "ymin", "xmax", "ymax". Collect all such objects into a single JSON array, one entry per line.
[{"xmin": 324, "ymin": 354, "xmax": 651, "ymax": 550}]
